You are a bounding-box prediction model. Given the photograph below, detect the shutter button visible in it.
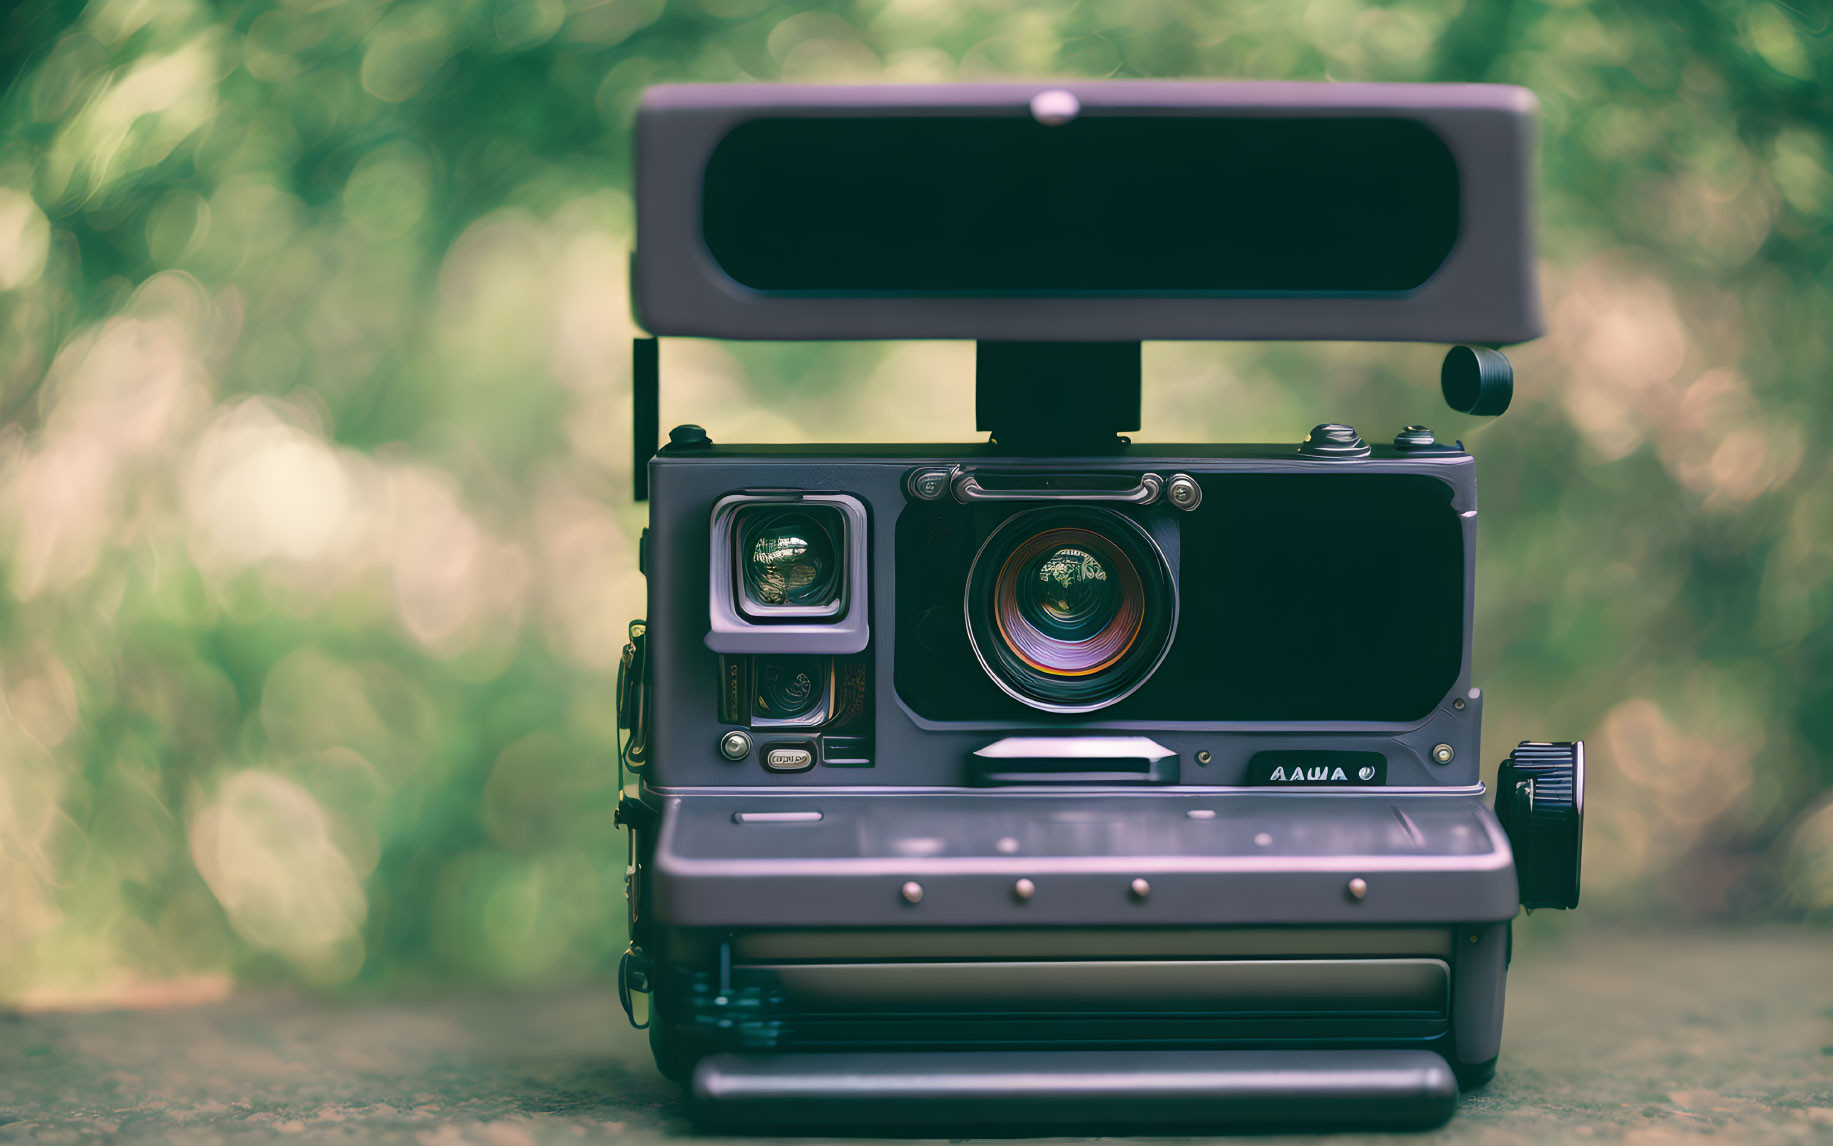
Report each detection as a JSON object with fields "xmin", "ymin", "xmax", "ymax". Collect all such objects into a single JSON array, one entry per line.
[{"xmin": 1299, "ymin": 424, "xmax": 1371, "ymax": 459}]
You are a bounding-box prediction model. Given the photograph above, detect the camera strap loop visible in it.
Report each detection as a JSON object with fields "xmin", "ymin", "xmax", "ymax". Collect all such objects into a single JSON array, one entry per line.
[{"xmin": 618, "ymin": 947, "xmax": 652, "ymax": 1029}]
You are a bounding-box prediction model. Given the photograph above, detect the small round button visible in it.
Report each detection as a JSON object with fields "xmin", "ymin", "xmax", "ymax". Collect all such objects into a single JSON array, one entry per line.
[
  {"xmin": 908, "ymin": 468, "xmax": 951, "ymax": 501},
  {"xmin": 1394, "ymin": 425, "xmax": 1437, "ymax": 448},
  {"xmin": 719, "ymin": 730, "xmax": 752, "ymax": 761},
  {"xmin": 900, "ymin": 881, "xmax": 924, "ymax": 904}
]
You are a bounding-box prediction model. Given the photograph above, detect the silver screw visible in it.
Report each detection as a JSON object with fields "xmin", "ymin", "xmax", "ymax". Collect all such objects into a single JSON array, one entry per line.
[
  {"xmin": 900, "ymin": 881, "xmax": 924, "ymax": 904},
  {"xmin": 1194, "ymin": 750, "xmax": 1212, "ymax": 765},
  {"xmin": 1129, "ymin": 878, "xmax": 1151, "ymax": 901},
  {"xmin": 1432, "ymin": 743, "xmax": 1455, "ymax": 764},
  {"xmin": 1347, "ymin": 877, "xmax": 1368, "ymax": 901},
  {"xmin": 1012, "ymin": 878, "xmax": 1035, "ymax": 902},
  {"xmin": 1166, "ymin": 474, "xmax": 1202, "ymax": 510},
  {"xmin": 719, "ymin": 730, "xmax": 752, "ymax": 760}
]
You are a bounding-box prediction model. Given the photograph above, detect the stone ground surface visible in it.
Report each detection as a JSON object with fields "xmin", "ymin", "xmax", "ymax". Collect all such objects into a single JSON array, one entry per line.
[{"xmin": 2, "ymin": 928, "xmax": 1830, "ymax": 1145}]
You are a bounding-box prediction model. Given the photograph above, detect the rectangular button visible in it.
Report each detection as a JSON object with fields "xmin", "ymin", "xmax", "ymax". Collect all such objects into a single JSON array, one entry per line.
[
  {"xmin": 733, "ymin": 811, "xmax": 823, "ymax": 824},
  {"xmin": 764, "ymin": 746, "xmax": 814, "ymax": 772}
]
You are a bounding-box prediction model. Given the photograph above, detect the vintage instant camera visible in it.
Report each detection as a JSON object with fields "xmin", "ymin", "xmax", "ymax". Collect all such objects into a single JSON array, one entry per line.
[{"xmin": 613, "ymin": 82, "xmax": 1586, "ymax": 1132}]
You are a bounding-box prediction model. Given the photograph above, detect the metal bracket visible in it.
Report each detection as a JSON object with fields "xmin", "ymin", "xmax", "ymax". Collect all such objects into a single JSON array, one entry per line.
[
  {"xmin": 633, "ymin": 338, "xmax": 658, "ymax": 500},
  {"xmin": 619, "ymin": 947, "xmax": 652, "ymax": 1029}
]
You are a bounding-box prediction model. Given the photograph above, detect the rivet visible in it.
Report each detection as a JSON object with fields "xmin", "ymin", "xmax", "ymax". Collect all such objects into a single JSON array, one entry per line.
[
  {"xmin": 1194, "ymin": 750, "xmax": 1212, "ymax": 765},
  {"xmin": 1166, "ymin": 474, "xmax": 1202, "ymax": 510},
  {"xmin": 1468, "ymin": 933, "xmax": 1480, "ymax": 944},
  {"xmin": 996, "ymin": 836, "xmax": 1020, "ymax": 854},
  {"xmin": 1130, "ymin": 878, "xmax": 1151, "ymax": 901},
  {"xmin": 900, "ymin": 881, "xmax": 923, "ymax": 904},
  {"xmin": 1347, "ymin": 877, "xmax": 1368, "ymax": 901},
  {"xmin": 1254, "ymin": 832, "xmax": 1273, "ymax": 847},
  {"xmin": 1432, "ymin": 743, "xmax": 1455, "ymax": 764},
  {"xmin": 1013, "ymin": 878, "xmax": 1035, "ymax": 902},
  {"xmin": 1453, "ymin": 697, "xmax": 1467, "ymax": 711}
]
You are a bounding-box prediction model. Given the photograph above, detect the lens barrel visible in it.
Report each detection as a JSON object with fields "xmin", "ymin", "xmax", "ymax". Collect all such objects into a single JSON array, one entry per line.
[{"xmin": 965, "ymin": 508, "xmax": 1176, "ymax": 713}]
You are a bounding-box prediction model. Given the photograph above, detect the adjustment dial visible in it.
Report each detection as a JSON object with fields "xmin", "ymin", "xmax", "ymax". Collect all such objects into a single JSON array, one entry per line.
[{"xmin": 1496, "ymin": 741, "xmax": 1584, "ymax": 909}]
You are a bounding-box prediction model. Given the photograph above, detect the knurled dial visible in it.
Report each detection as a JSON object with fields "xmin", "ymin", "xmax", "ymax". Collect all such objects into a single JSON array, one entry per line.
[{"xmin": 1496, "ymin": 741, "xmax": 1584, "ymax": 910}]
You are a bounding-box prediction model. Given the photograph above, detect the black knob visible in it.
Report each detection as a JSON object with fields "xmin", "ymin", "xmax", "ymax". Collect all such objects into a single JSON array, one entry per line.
[
  {"xmin": 1441, "ymin": 346, "xmax": 1513, "ymax": 416},
  {"xmin": 1496, "ymin": 741, "xmax": 1584, "ymax": 909},
  {"xmin": 1298, "ymin": 423, "xmax": 1370, "ymax": 458},
  {"xmin": 665, "ymin": 423, "xmax": 712, "ymax": 448}
]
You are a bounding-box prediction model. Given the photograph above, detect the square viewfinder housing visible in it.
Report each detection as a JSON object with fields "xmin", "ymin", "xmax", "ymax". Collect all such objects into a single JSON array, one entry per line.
[
  {"xmin": 708, "ymin": 493, "xmax": 868, "ymax": 655},
  {"xmin": 633, "ymin": 81, "xmax": 1542, "ymax": 344}
]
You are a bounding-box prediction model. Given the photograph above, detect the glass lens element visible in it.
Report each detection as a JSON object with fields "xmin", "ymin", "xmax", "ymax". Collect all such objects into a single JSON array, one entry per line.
[
  {"xmin": 965, "ymin": 508, "xmax": 1176, "ymax": 712},
  {"xmin": 1020, "ymin": 546, "xmax": 1120, "ymax": 638},
  {"xmin": 754, "ymin": 656, "xmax": 829, "ymax": 723},
  {"xmin": 996, "ymin": 528, "xmax": 1144, "ymax": 677},
  {"xmin": 740, "ymin": 510, "xmax": 841, "ymax": 609}
]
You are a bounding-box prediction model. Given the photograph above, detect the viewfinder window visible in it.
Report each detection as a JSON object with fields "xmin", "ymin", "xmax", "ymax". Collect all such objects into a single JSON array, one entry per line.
[{"xmin": 702, "ymin": 115, "xmax": 1461, "ymax": 296}]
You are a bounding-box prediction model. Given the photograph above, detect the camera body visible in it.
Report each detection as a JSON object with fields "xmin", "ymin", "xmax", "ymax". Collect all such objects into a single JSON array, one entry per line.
[{"xmin": 615, "ymin": 82, "xmax": 1585, "ymax": 1131}]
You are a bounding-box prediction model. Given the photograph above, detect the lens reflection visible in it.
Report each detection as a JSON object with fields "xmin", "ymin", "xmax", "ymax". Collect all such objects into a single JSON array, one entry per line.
[
  {"xmin": 997, "ymin": 529, "xmax": 1143, "ymax": 677},
  {"xmin": 755, "ymin": 656, "xmax": 828, "ymax": 722},
  {"xmin": 740, "ymin": 511, "xmax": 840, "ymax": 609},
  {"xmin": 1022, "ymin": 546, "xmax": 1119, "ymax": 635}
]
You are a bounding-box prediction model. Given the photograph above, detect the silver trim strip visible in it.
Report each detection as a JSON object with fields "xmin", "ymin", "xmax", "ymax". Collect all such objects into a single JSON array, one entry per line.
[
  {"xmin": 953, "ymin": 468, "xmax": 1164, "ymax": 505},
  {"xmin": 733, "ymin": 810, "xmax": 824, "ymax": 824}
]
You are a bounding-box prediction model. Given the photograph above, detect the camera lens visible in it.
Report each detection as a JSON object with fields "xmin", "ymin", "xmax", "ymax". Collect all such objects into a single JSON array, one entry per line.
[
  {"xmin": 966, "ymin": 508, "xmax": 1175, "ymax": 712},
  {"xmin": 738, "ymin": 508, "xmax": 843, "ymax": 613},
  {"xmin": 1002, "ymin": 533, "xmax": 1141, "ymax": 675},
  {"xmin": 754, "ymin": 656, "xmax": 831, "ymax": 725}
]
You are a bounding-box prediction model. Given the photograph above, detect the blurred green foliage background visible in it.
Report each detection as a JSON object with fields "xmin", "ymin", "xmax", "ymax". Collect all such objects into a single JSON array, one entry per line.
[{"xmin": 0, "ymin": 0, "xmax": 1829, "ymax": 1007}]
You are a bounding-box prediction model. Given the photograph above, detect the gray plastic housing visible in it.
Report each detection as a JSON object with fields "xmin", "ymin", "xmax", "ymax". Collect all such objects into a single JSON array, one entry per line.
[
  {"xmin": 632, "ymin": 441, "xmax": 1518, "ymax": 1085},
  {"xmin": 633, "ymin": 81, "xmax": 1542, "ymax": 343},
  {"xmin": 650, "ymin": 790, "xmax": 1519, "ymax": 929},
  {"xmin": 644, "ymin": 442, "xmax": 1484, "ymax": 792}
]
